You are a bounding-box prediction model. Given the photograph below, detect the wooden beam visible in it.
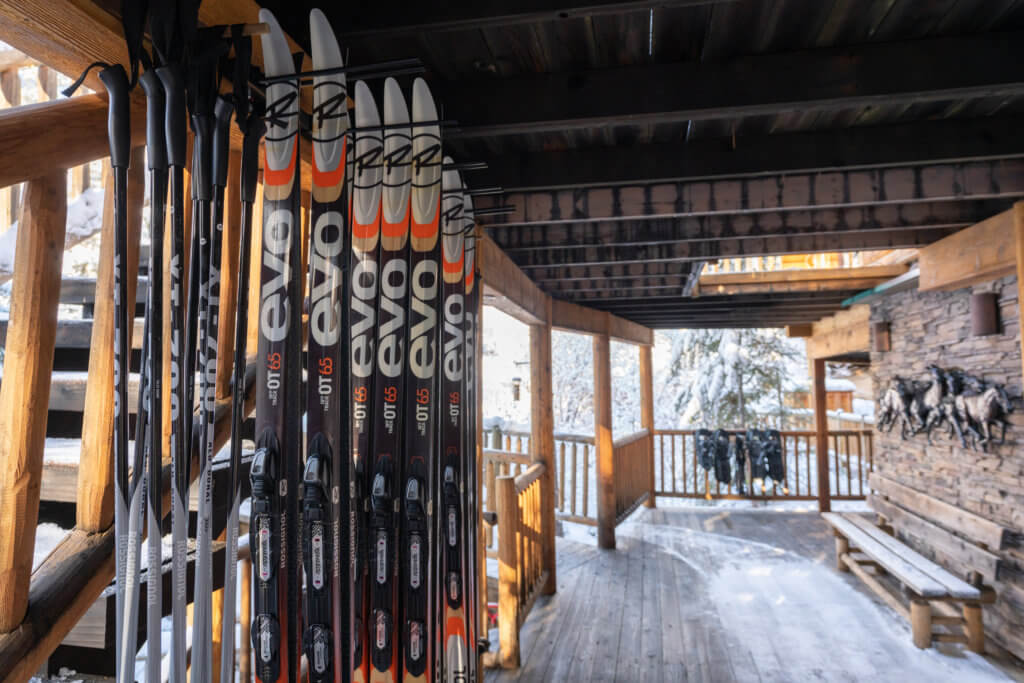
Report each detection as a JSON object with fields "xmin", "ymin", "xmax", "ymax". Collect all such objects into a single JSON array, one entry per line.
[
  {"xmin": 593, "ymin": 318, "xmax": 615, "ymax": 549},
  {"xmin": 330, "ymin": 0, "xmax": 722, "ymax": 38},
  {"xmin": 0, "ymin": 94, "xmax": 146, "ymax": 190},
  {"xmin": 481, "ymin": 160, "xmax": 1024, "ymax": 228},
  {"xmin": 509, "ymin": 225, "xmax": 965, "ymax": 271},
  {"xmin": 813, "ymin": 358, "xmax": 830, "ymax": 513},
  {"xmin": 638, "ymin": 345, "xmax": 655, "ymax": 509},
  {"xmin": 442, "ymin": 32, "xmax": 1024, "ymax": 138},
  {"xmin": 529, "ymin": 299, "xmax": 556, "ymax": 594},
  {"xmin": 77, "ymin": 150, "xmax": 146, "ymax": 532},
  {"xmin": 920, "ymin": 209, "xmax": 1016, "ymax": 291},
  {"xmin": 0, "ymin": 48, "xmax": 32, "ymax": 71},
  {"xmin": 806, "ymin": 305, "xmax": 871, "ymax": 359},
  {"xmin": 478, "ymin": 234, "xmax": 546, "ymax": 325},
  {"xmin": 217, "ymin": 150, "xmax": 243, "ymax": 400},
  {"xmin": 0, "ymin": 170, "xmax": 67, "ymax": 632},
  {"xmin": 699, "ymin": 266, "xmax": 907, "ymax": 286},
  {"xmin": 467, "ymin": 116, "xmax": 1024, "ymax": 191},
  {"xmin": 786, "ymin": 324, "xmax": 814, "ymax": 338},
  {"xmin": 494, "ymin": 475, "xmax": 519, "ymax": 668},
  {"xmin": 1015, "ymin": 201, "xmax": 1024, "ymax": 386},
  {"xmin": 550, "ymin": 298, "xmax": 653, "ymax": 345}
]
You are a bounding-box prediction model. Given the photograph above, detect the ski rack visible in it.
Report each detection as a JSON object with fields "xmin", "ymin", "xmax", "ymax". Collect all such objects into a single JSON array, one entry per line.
[
  {"xmin": 443, "ymin": 161, "xmax": 487, "ymax": 171},
  {"xmin": 345, "ymin": 118, "xmax": 458, "ymax": 134},
  {"xmin": 473, "ymin": 205, "xmax": 517, "ymax": 217},
  {"xmin": 257, "ymin": 57, "xmax": 425, "ymax": 87}
]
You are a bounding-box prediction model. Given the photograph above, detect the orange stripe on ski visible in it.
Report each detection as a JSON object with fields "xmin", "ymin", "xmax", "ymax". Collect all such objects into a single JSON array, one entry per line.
[
  {"xmin": 411, "ymin": 213, "xmax": 439, "ymax": 240},
  {"xmin": 443, "ymin": 251, "xmax": 464, "ymax": 275},
  {"xmin": 354, "ymin": 206, "xmax": 381, "ymax": 241},
  {"xmin": 264, "ymin": 139, "xmax": 298, "ymax": 188},
  {"xmin": 313, "ymin": 138, "xmax": 347, "ymax": 189},
  {"xmin": 382, "ymin": 207, "xmax": 410, "ymax": 238}
]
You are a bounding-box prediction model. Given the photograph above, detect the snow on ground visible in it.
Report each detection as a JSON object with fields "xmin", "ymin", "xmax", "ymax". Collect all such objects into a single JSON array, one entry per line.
[{"xmin": 617, "ymin": 512, "xmax": 1016, "ymax": 682}]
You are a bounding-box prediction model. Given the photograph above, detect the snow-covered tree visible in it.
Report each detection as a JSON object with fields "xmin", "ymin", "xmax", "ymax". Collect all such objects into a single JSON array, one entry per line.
[
  {"xmin": 551, "ymin": 330, "xmax": 594, "ymax": 434},
  {"xmin": 662, "ymin": 328, "xmax": 804, "ymax": 429}
]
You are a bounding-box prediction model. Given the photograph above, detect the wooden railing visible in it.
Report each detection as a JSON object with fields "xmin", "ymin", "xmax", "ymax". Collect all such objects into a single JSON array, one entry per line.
[
  {"xmin": 491, "ymin": 463, "xmax": 550, "ymax": 669},
  {"xmin": 653, "ymin": 429, "xmax": 873, "ymax": 500},
  {"xmin": 613, "ymin": 429, "xmax": 652, "ymax": 523}
]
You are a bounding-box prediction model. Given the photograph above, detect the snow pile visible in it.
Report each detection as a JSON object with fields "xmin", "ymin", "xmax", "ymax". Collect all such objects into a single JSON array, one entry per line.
[
  {"xmin": 0, "ymin": 187, "xmax": 105, "ymax": 276},
  {"xmin": 33, "ymin": 523, "xmax": 69, "ymax": 572}
]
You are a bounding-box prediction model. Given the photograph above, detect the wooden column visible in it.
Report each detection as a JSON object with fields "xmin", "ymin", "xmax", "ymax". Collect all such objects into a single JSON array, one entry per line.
[
  {"xmin": 813, "ymin": 357, "xmax": 831, "ymax": 513},
  {"xmin": 0, "ymin": 169, "xmax": 67, "ymax": 631},
  {"xmin": 639, "ymin": 344, "xmax": 656, "ymax": 508},
  {"xmin": 1014, "ymin": 201, "xmax": 1024, "ymax": 383},
  {"xmin": 475, "ymin": 289, "xmax": 489, "ymax": 633},
  {"xmin": 77, "ymin": 149, "xmax": 146, "ymax": 532},
  {"xmin": 495, "ymin": 475, "xmax": 520, "ymax": 668},
  {"xmin": 530, "ymin": 298, "xmax": 557, "ymax": 593},
  {"xmin": 593, "ymin": 314, "xmax": 616, "ymax": 549},
  {"xmin": 217, "ymin": 149, "xmax": 243, "ymax": 400}
]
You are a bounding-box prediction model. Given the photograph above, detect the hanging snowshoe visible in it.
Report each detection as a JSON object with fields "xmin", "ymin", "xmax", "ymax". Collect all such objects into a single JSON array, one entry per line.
[
  {"xmin": 712, "ymin": 429, "xmax": 731, "ymax": 486},
  {"xmin": 695, "ymin": 429, "xmax": 715, "ymax": 472}
]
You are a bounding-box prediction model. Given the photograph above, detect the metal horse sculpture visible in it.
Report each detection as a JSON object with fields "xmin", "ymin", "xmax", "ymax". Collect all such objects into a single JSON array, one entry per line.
[
  {"xmin": 957, "ymin": 383, "xmax": 1013, "ymax": 451},
  {"xmin": 877, "ymin": 376, "xmax": 914, "ymax": 438}
]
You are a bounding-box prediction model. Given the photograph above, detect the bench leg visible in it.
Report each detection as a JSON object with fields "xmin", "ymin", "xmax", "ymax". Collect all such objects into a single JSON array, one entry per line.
[
  {"xmin": 911, "ymin": 599, "xmax": 932, "ymax": 649},
  {"xmin": 834, "ymin": 535, "xmax": 850, "ymax": 572},
  {"xmin": 963, "ymin": 603, "xmax": 984, "ymax": 654}
]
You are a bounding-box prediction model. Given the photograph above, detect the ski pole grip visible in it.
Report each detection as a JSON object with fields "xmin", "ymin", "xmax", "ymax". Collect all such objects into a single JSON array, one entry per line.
[
  {"xmin": 191, "ymin": 114, "xmax": 214, "ymax": 202},
  {"xmin": 212, "ymin": 96, "xmax": 235, "ymax": 188},
  {"xmin": 240, "ymin": 117, "xmax": 265, "ymax": 204},
  {"xmin": 98, "ymin": 64, "xmax": 131, "ymax": 169},
  {"xmin": 156, "ymin": 65, "xmax": 187, "ymax": 168},
  {"xmin": 138, "ymin": 70, "xmax": 167, "ymax": 172}
]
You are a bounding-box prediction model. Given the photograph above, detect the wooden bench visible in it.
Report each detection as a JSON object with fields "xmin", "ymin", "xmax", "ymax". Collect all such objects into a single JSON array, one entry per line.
[{"xmin": 823, "ymin": 473, "xmax": 1007, "ymax": 653}]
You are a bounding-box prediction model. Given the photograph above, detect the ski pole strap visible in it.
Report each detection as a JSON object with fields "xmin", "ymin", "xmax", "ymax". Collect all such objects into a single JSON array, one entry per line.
[
  {"xmin": 139, "ymin": 70, "xmax": 168, "ymax": 171},
  {"xmin": 212, "ymin": 95, "xmax": 235, "ymax": 188},
  {"xmin": 230, "ymin": 25, "xmax": 252, "ymax": 127},
  {"xmin": 97, "ymin": 64, "xmax": 132, "ymax": 169},
  {"xmin": 120, "ymin": 0, "xmax": 150, "ymax": 86}
]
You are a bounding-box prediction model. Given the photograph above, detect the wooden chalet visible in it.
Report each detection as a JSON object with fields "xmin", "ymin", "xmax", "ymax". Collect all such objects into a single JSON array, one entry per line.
[{"xmin": 0, "ymin": 0, "xmax": 1022, "ymax": 680}]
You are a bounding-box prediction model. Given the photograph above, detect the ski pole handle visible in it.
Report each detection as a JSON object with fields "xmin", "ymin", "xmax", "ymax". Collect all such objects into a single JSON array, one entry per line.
[
  {"xmin": 213, "ymin": 96, "xmax": 235, "ymax": 189},
  {"xmin": 240, "ymin": 116, "xmax": 266, "ymax": 204},
  {"xmin": 191, "ymin": 114, "xmax": 214, "ymax": 202},
  {"xmin": 139, "ymin": 69, "xmax": 167, "ymax": 172},
  {"xmin": 98, "ymin": 64, "xmax": 131, "ymax": 169},
  {"xmin": 156, "ymin": 65, "xmax": 187, "ymax": 168}
]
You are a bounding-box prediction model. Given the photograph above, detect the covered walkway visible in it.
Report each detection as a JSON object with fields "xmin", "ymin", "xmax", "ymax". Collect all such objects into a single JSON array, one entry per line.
[{"xmin": 487, "ymin": 507, "xmax": 1021, "ymax": 683}]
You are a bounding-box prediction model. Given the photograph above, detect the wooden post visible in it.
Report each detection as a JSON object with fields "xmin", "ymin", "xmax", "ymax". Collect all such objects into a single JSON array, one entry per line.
[
  {"xmin": 834, "ymin": 533, "xmax": 849, "ymax": 572},
  {"xmin": 813, "ymin": 357, "xmax": 831, "ymax": 513},
  {"xmin": 239, "ymin": 555, "xmax": 252, "ymax": 681},
  {"xmin": 639, "ymin": 343, "xmax": 656, "ymax": 508},
  {"xmin": 475, "ymin": 289, "xmax": 489, "ymax": 634},
  {"xmin": 1014, "ymin": 201, "xmax": 1024, "ymax": 382},
  {"xmin": 216, "ymin": 149, "xmax": 243, "ymax": 400},
  {"xmin": 910, "ymin": 599, "xmax": 932, "ymax": 649},
  {"xmin": 0, "ymin": 169, "xmax": 67, "ymax": 632},
  {"xmin": 77, "ymin": 148, "xmax": 147, "ymax": 532},
  {"xmin": 530, "ymin": 298, "xmax": 557, "ymax": 594},
  {"xmin": 495, "ymin": 475, "xmax": 520, "ymax": 668},
  {"xmin": 963, "ymin": 603, "xmax": 984, "ymax": 654},
  {"xmin": 593, "ymin": 315, "xmax": 616, "ymax": 549}
]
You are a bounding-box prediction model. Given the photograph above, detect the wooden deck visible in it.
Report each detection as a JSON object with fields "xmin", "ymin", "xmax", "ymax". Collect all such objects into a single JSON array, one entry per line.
[{"xmin": 486, "ymin": 507, "xmax": 1023, "ymax": 682}]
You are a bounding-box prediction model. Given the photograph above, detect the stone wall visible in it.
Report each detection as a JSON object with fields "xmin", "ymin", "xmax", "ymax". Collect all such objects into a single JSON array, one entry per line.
[{"xmin": 870, "ymin": 274, "xmax": 1024, "ymax": 660}]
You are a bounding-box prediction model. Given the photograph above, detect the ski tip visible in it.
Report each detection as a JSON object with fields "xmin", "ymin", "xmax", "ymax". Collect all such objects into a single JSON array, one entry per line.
[
  {"xmin": 354, "ymin": 80, "xmax": 381, "ymax": 130},
  {"xmin": 310, "ymin": 8, "xmax": 344, "ymax": 76},
  {"xmin": 257, "ymin": 9, "xmax": 295, "ymax": 78},
  {"xmin": 442, "ymin": 155, "xmax": 460, "ymax": 193},
  {"xmin": 412, "ymin": 78, "xmax": 438, "ymax": 125},
  {"xmin": 383, "ymin": 78, "xmax": 410, "ymax": 128}
]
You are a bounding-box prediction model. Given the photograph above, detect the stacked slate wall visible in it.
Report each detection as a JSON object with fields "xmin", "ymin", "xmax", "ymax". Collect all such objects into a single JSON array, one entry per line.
[{"xmin": 871, "ymin": 274, "xmax": 1024, "ymax": 660}]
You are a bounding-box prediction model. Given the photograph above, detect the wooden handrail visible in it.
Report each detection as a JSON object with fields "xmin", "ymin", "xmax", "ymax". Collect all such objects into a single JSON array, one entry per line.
[
  {"xmin": 488, "ymin": 463, "xmax": 549, "ymax": 670},
  {"xmin": 613, "ymin": 428, "xmax": 650, "ymax": 449}
]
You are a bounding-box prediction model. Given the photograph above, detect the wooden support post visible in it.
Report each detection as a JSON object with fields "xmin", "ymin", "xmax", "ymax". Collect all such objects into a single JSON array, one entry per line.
[
  {"xmin": 239, "ymin": 555, "xmax": 252, "ymax": 681},
  {"xmin": 217, "ymin": 149, "xmax": 243, "ymax": 400},
  {"xmin": 1014, "ymin": 201, "xmax": 1024, "ymax": 383},
  {"xmin": 0, "ymin": 169, "xmax": 67, "ymax": 632},
  {"xmin": 530, "ymin": 299, "xmax": 557, "ymax": 594},
  {"xmin": 639, "ymin": 344, "xmax": 655, "ymax": 508},
  {"xmin": 834, "ymin": 533, "xmax": 850, "ymax": 572},
  {"xmin": 77, "ymin": 149, "xmax": 146, "ymax": 532},
  {"xmin": 246, "ymin": 174, "xmax": 264, "ymax": 353},
  {"xmin": 910, "ymin": 599, "xmax": 932, "ymax": 649},
  {"xmin": 963, "ymin": 603, "xmax": 984, "ymax": 654},
  {"xmin": 475, "ymin": 289, "xmax": 489, "ymax": 634},
  {"xmin": 813, "ymin": 357, "xmax": 831, "ymax": 513},
  {"xmin": 495, "ymin": 475, "xmax": 520, "ymax": 668},
  {"xmin": 594, "ymin": 315, "xmax": 616, "ymax": 549}
]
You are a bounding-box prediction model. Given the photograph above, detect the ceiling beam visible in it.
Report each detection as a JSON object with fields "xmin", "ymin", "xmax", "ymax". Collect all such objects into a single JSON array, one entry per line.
[
  {"xmin": 322, "ymin": 0, "xmax": 728, "ymax": 38},
  {"xmin": 490, "ymin": 200, "xmax": 1003, "ymax": 253},
  {"xmin": 513, "ymin": 226, "xmax": 959, "ymax": 270},
  {"xmin": 471, "ymin": 116, "xmax": 1024, "ymax": 190},
  {"xmin": 442, "ymin": 31, "xmax": 1024, "ymax": 139},
  {"xmin": 479, "ymin": 159, "xmax": 1024, "ymax": 228}
]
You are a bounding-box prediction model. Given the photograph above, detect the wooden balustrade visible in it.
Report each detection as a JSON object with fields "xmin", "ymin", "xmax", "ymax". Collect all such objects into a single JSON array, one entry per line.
[
  {"xmin": 489, "ymin": 463, "xmax": 550, "ymax": 669},
  {"xmin": 652, "ymin": 429, "xmax": 873, "ymax": 501},
  {"xmin": 613, "ymin": 430, "xmax": 653, "ymax": 523}
]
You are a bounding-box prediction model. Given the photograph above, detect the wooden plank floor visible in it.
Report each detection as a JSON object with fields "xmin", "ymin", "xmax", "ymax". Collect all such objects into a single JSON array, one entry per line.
[{"xmin": 485, "ymin": 507, "xmax": 1023, "ymax": 682}]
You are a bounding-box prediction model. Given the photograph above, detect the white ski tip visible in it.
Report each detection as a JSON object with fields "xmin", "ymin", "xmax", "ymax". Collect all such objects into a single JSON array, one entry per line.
[
  {"xmin": 310, "ymin": 9, "xmax": 344, "ymax": 75},
  {"xmin": 384, "ymin": 78, "xmax": 410, "ymax": 127},
  {"xmin": 412, "ymin": 78, "xmax": 438, "ymax": 124},
  {"xmin": 442, "ymin": 155, "xmax": 460, "ymax": 193},
  {"xmin": 354, "ymin": 81, "xmax": 380, "ymax": 129},
  {"xmin": 258, "ymin": 9, "xmax": 294, "ymax": 77}
]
